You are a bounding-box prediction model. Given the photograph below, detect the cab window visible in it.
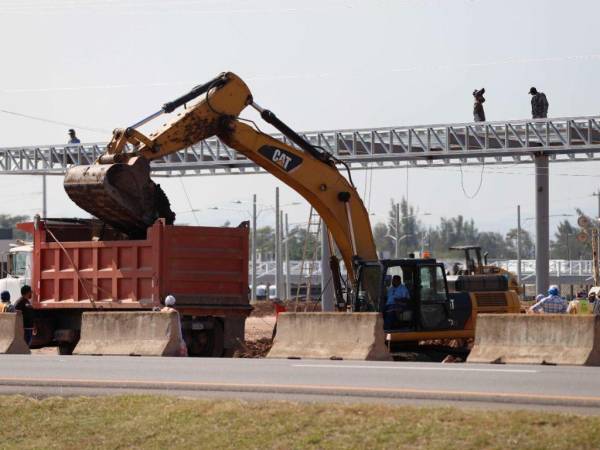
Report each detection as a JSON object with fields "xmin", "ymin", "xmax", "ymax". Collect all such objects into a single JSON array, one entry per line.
[
  {"xmin": 356, "ymin": 265, "xmax": 382, "ymax": 311},
  {"xmin": 9, "ymin": 252, "xmax": 28, "ymax": 277},
  {"xmin": 419, "ymin": 265, "xmax": 447, "ymax": 302}
]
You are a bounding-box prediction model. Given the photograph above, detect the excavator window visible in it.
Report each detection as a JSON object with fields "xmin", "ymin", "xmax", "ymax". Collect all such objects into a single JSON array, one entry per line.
[
  {"xmin": 355, "ymin": 264, "xmax": 382, "ymax": 312},
  {"xmin": 419, "ymin": 265, "xmax": 448, "ymax": 302}
]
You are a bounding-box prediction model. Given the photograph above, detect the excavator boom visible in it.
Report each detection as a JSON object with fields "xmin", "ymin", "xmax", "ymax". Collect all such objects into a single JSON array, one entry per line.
[{"xmin": 64, "ymin": 72, "xmax": 377, "ymax": 283}]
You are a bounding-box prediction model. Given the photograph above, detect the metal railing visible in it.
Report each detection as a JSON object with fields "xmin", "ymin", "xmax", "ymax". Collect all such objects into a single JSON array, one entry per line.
[
  {"xmin": 2, "ymin": 115, "xmax": 600, "ymax": 176},
  {"xmin": 492, "ymin": 259, "xmax": 594, "ymax": 279}
]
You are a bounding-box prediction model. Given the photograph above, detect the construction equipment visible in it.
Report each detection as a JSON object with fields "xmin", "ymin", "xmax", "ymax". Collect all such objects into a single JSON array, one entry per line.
[
  {"xmin": 449, "ymin": 245, "xmax": 522, "ymax": 294},
  {"xmin": 63, "ymin": 72, "xmax": 519, "ymax": 356}
]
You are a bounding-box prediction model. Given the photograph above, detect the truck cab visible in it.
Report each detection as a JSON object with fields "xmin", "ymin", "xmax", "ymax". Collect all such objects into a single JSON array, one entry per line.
[
  {"xmin": 0, "ymin": 243, "xmax": 32, "ymax": 303},
  {"xmin": 353, "ymin": 258, "xmax": 472, "ymax": 338}
]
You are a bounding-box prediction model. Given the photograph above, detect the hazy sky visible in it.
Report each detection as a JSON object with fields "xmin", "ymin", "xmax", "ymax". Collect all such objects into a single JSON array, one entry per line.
[{"xmin": 1, "ymin": 0, "xmax": 599, "ymax": 238}]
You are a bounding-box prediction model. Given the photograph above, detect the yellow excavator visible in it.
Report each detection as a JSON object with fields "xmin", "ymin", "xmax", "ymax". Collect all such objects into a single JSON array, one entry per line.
[{"xmin": 64, "ymin": 72, "xmax": 519, "ymax": 351}]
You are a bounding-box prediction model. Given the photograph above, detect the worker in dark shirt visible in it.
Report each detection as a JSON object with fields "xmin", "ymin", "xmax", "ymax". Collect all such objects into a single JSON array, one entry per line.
[
  {"xmin": 67, "ymin": 129, "xmax": 81, "ymax": 144},
  {"xmin": 14, "ymin": 285, "xmax": 33, "ymax": 345},
  {"xmin": 472, "ymin": 88, "xmax": 486, "ymax": 122},
  {"xmin": 529, "ymin": 87, "xmax": 549, "ymax": 119}
]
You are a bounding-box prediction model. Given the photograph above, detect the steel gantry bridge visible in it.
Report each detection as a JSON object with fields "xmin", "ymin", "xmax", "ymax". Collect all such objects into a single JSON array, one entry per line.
[
  {"xmin": 2, "ymin": 114, "xmax": 600, "ymax": 295},
  {"xmin": 0, "ymin": 115, "xmax": 599, "ymax": 176}
]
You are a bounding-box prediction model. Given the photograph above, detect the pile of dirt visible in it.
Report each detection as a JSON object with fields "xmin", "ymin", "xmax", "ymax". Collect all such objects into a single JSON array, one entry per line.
[
  {"xmin": 234, "ymin": 338, "xmax": 273, "ymax": 358},
  {"xmin": 419, "ymin": 338, "xmax": 473, "ymax": 349},
  {"xmin": 250, "ymin": 300, "xmax": 322, "ymax": 317}
]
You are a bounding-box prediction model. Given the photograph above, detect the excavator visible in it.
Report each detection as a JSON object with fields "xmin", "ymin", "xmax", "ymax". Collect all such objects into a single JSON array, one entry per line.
[{"xmin": 64, "ymin": 72, "xmax": 519, "ymax": 351}]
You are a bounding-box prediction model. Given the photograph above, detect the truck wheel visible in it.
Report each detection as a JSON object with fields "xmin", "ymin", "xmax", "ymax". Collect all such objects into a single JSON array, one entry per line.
[
  {"xmin": 57, "ymin": 343, "xmax": 76, "ymax": 355},
  {"xmin": 186, "ymin": 320, "xmax": 224, "ymax": 357}
]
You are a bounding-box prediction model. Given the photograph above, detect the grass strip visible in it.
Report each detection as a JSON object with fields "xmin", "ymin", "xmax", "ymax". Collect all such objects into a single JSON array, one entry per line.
[{"xmin": 1, "ymin": 395, "xmax": 599, "ymax": 449}]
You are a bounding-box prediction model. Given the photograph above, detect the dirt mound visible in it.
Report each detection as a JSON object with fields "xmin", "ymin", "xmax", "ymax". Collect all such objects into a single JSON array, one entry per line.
[
  {"xmin": 234, "ymin": 338, "xmax": 273, "ymax": 358},
  {"xmin": 250, "ymin": 301, "xmax": 322, "ymax": 317}
]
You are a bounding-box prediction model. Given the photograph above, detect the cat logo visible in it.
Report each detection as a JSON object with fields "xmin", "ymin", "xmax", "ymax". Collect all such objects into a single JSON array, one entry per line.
[{"xmin": 258, "ymin": 145, "xmax": 303, "ymax": 172}]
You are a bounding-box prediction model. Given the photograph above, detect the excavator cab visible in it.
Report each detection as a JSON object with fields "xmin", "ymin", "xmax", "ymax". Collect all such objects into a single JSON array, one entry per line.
[
  {"xmin": 353, "ymin": 259, "xmax": 470, "ymax": 334},
  {"xmin": 449, "ymin": 245, "xmax": 487, "ymax": 275}
]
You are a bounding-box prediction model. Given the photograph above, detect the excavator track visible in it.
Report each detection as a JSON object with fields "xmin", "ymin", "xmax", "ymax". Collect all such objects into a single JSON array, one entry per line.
[{"xmin": 64, "ymin": 157, "xmax": 175, "ymax": 238}]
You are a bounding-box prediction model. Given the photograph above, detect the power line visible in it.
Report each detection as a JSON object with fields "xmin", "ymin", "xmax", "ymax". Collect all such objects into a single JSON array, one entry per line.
[
  {"xmin": 458, "ymin": 160, "xmax": 485, "ymax": 199},
  {"xmin": 0, "ymin": 109, "xmax": 110, "ymax": 134},
  {"xmin": 178, "ymin": 178, "xmax": 199, "ymax": 225}
]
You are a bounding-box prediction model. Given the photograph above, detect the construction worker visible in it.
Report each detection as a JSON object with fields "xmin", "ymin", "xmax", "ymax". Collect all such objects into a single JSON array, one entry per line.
[
  {"xmin": 67, "ymin": 129, "xmax": 81, "ymax": 144},
  {"xmin": 567, "ymin": 296, "xmax": 591, "ymax": 314},
  {"xmin": 528, "ymin": 285, "xmax": 568, "ymax": 314},
  {"xmin": 472, "ymin": 88, "xmax": 486, "ymax": 122},
  {"xmin": 14, "ymin": 285, "xmax": 33, "ymax": 344},
  {"xmin": 161, "ymin": 294, "xmax": 177, "ymax": 312},
  {"xmin": 384, "ymin": 275, "xmax": 410, "ymax": 329},
  {"xmin": 529, "ymin": 87, "xmax": 549, "ymax": 119},
  {"xmin": 160, "ymin": 295, "xmax": 187, "ymax": 356},
  {"xmin": 0, "ymin": 291, "xmax": 13, "ymax": 313}
]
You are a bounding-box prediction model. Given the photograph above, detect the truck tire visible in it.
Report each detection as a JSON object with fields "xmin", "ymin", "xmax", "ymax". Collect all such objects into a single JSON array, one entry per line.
[
  {"xmin": 186, "ymin": 319, "xmax": 224, "ymax": 357},
  {"xmin": 58, "ymin": 342, "xmax": 76, "ymax": 355}
]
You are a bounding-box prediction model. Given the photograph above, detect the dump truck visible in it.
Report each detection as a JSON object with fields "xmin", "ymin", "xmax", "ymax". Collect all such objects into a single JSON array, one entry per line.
[{"xmin": 13, "ymin": 217, "xmax": 250, "ymax": 355}]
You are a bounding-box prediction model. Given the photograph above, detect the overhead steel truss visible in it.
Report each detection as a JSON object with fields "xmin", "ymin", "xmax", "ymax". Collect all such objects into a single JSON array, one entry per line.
[{"xmin": 1, "ymin": 115, "xmax": 600, "ymax": 176}]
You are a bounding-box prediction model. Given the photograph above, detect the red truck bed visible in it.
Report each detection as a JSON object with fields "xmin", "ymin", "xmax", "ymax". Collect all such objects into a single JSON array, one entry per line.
[{"xmin": 18, "ymin": 219, "xmax": 249, "ymax": 311}]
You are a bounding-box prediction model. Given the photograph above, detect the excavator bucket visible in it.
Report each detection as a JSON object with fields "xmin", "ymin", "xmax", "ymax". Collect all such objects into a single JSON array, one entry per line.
[{"xmin": 64, "ymin": 157, "xmax": 175, "ymax": 237}]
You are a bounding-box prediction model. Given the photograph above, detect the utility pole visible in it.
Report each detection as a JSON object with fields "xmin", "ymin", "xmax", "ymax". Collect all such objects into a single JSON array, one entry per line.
[
  {"xmin": 275, "ymin": 187, "xmax": 282, "ymax": 299},
  {"xmin": 534, "ymin": 154, "xmax": 549, "ymax": 296},
  {"xmin": 394, "ymin": 202, "xmax": 400, "ymax": 258},
  {"xmin": 517, "ymin": 204, "xmax": 522, "ymax": 285},
  {"xmin": 284, "ymin": 213, "xmax": 291, "ymax": 301},
  {"xmin": 42, "ymin": 174, "xmax": 47, "ymax": 218},
  {"xmin": 251, "ymin": 194, "xmax": 257, "ymax": 303}
]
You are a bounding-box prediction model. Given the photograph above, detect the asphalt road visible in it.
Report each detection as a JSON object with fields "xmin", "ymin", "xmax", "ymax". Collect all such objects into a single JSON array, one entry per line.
[{"xmin": 1, "ymin": 355, "xmax": 599, "ymax": 412}]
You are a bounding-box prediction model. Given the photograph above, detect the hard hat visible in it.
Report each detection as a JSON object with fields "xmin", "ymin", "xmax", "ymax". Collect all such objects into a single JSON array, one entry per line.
[
  {"xmin": 0, "ymin": 291, "xmax": 9, "ymax": 302},
  {"xmin": 548, "ymin": 285, "xmax": 559, "ymax": 296},
  {"xmin": 164, "ymin": 295, "xmax": 176, "ymax": 307}
]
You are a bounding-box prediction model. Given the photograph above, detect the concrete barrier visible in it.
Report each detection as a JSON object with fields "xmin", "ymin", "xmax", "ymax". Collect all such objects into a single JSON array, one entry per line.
[
  {"xmin": 267, "ymin": 312, "xmax": 391, "ymax": 360},
  {"xmin": 0, "ymin": 312, "xmax": 30, "ymax": 354},
  {"xmin": 468, "ymin": 314, "xmax": 600, "ymax": 366},
  {"xmin": 74, "ymin": 311, "xmax": 183, "ymax": 356}
]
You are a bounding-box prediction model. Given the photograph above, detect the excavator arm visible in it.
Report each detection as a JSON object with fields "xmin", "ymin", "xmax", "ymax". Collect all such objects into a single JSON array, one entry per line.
[
  {"xmin": 218, "ymin": 118, "xmax": 377, "ymax": 280},
  {"xmin": 64, "ymin": 72, "xmax": 377, "ymax": 289}
]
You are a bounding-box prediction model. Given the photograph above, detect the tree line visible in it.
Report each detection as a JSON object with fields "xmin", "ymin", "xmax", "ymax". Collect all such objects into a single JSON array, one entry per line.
[
  {"xmin": 251, "ymin": 199, "xmax": 592, "ymax": 262},
  {"xmin": 0, "ymin": 211, "xmax": 587, "ymax": 262}
]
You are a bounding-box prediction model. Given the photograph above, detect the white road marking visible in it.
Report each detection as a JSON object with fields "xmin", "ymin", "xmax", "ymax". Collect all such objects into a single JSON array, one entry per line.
[{"xmin": 292, "ymin": 364, "xmax": 537, "ymax": 374}]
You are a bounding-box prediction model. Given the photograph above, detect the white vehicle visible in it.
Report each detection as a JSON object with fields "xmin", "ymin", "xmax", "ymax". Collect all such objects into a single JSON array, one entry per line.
[
  {"xmin": 0, "ymin": 242, "xmax": 33, "ymax": 303},
  {"xmin": 268, "ymin": 285, "xmax": 277, "ymax": 301},
  {"xmin": 256, "ymin": 284, "xmax": 268, "ymax": 300}
]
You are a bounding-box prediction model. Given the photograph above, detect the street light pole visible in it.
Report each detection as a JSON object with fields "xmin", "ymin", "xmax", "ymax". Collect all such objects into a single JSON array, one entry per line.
[
  {"xmin": 395, "ymin": 203, "xmax": 400, "ymax": 258},
  {"xmin": 275, "ymin": 187, "xmax": 282, "ymax": 299},
  {"xmin": 42, "ymin": 175, "xmax": 47, "ymax": 218},
  {"xmin": 251, "ymin": 194, "xmax": 257, "ymax": 303},
  {"xmin": 285, "ymin": 213, "xmax": 290, "ymax": 300},
  {"xmin": 517, "ymin": 204, "xmax": 522, "ymax": 285}
]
